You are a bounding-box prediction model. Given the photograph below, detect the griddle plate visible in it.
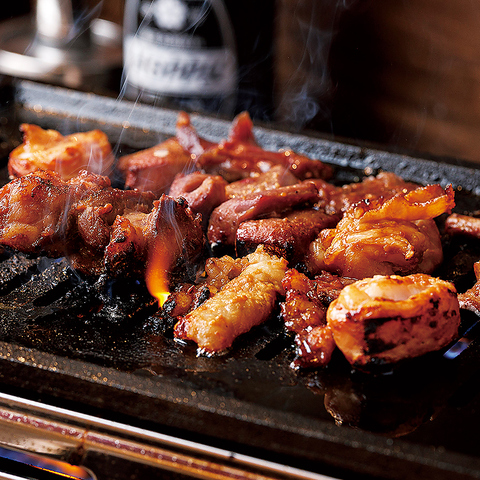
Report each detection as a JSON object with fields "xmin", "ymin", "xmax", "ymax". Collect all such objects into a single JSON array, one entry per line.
[{"xmin": 0, "ymin": 80, "xmax": 479, "ymax": 480}]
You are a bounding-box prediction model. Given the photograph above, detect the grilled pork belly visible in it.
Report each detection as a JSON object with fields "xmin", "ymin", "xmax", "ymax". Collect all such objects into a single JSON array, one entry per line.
[
  {"xmin": 0, "ymin": 170, "xmax": 205, "ymax": 278},
  {"xmin": 307, "ymin": 184, "xmax": 455, "ymax": 279},
  {"xmin": 9, "ymin": 124, "xmax": 114, "ymax": 180},
  {"xmin": 174, "ymin": 246, "xmax": 287, "ymax": 354},
  {"xmin": 327, "ymin": 274, "xmax": 461, "ymax": 369}
]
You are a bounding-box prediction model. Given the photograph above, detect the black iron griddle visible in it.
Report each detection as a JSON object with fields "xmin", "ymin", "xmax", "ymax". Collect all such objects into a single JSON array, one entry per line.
[{"xmin": 0, "ymin": 79, "xmax": 479, "ymax": 480}]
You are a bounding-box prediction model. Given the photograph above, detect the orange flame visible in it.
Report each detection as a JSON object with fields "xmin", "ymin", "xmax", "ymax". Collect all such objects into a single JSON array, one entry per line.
[{"xmin": 145, "ymin": 238, "xmax": 172, "ymax": 307}]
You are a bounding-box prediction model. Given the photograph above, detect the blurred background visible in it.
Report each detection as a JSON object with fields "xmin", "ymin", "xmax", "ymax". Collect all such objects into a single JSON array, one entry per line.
[{"xmin": 1, "ymin": 0, "xmax": 480, "ymax": 165}]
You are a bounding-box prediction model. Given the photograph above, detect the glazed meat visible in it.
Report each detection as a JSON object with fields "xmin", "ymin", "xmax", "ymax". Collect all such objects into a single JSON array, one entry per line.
[
  {"xmin": 307, "ymin": 184, "xmax": 455, "ymax": 278},
  {"xmin": 327, "ymin": 274, "xmax": 461, "ymax": 369},
  {"xmin": 444, "ymin": 213, "xmax": 480, "ymax": 238},
  {"xmin": 117, "ymin": 136, "xmax": 196, "ymax": 196},
  {"xmin": 324, "ymin": 172, "xmax": 418, "ymax": 215},
  {"xmin": 174, "ymin": 246, "xmax": 287, "ymax": 354},
  {"xmin": 280, "ymin": 269, "xmax": 355, "ymax": 368},
  {"xmin": 458, "ymin": 261, "xmax": 480, "ymax": 314},
  {"xmin": 225, "ymin": 165, "xmax": 299, "ymax": 198},
  {"xmin": 236, "ymin": 208, "xmax": 340, "ymax": 263},
  {"xmin": 9, "ymin": 124, "xmax": 114, "ymax": 180},
  {"xmin": 0, "ymin": 170, "xmax": 115, "ymax": 255},
  {"xmin": 177, "ymin": 111, "xmax": 333, "ymax": 182},
  {"xmin": 0, "ymin": 170, "xmax": 205, "ymax": 278},
  {"xmin": 168, "ymin": 171, "xmax": 227, "ymax": 229},
  {"xmin": 208, "ymin": 181, "xmax": 320, "ymax": 249}
]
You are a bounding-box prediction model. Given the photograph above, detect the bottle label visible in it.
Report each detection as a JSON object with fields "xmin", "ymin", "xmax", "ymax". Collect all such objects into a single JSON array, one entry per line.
[{"xmin": 124, "ymin": 34, "xmax": 236, "ymax": 96}]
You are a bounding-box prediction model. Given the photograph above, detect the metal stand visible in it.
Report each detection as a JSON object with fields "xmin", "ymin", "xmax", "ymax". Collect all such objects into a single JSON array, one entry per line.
[{"xmin": 0, "ymin": 0, "xmax": 122, "ymax": 91}]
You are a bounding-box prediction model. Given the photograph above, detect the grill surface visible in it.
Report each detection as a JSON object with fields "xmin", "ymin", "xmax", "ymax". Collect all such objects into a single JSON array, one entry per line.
[{"xmin": 0, "ymin": 80, "xmax": 479, "ymax": 479}]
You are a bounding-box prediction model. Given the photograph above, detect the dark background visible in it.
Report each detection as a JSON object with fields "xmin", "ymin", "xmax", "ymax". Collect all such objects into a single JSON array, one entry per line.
[{"xmin": 3, "ymin": 1, "xmax": 480, "ymax": 166}]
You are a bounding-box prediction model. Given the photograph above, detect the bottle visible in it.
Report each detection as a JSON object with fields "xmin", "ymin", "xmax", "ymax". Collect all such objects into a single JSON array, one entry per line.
[{"xmin": 122, "ymin": 0, "xmax": 238, "ymax": 116}]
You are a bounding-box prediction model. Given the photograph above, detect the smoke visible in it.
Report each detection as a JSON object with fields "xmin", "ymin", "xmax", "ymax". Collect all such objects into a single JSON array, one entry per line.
[{"xmin": 275, "ymin": 0, "xmax": 358, "ymax": 132}]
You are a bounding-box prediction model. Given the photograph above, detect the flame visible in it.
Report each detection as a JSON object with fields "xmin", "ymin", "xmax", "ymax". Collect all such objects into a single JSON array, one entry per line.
[
  {"xmin": 145, "ymin": 237, "xmax": 172, "ymax": 307},
  {"xmin": 0, "ymin": 446, "xmax": 94, "ymax": 480}
]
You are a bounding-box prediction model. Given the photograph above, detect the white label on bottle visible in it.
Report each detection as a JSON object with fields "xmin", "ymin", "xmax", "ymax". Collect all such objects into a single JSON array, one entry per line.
[{"xmin": 124, "ymin": 34, "xmax": 237, "ymax": 96}]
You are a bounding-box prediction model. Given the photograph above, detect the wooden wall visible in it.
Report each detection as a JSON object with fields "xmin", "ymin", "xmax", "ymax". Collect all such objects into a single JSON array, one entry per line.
[{"xmin": 275, "ymin": 0, "xmax": 480, "ymax": 164}]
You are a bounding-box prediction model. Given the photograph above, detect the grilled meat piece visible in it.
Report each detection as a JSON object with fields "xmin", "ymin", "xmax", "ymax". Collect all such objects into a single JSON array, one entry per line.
[
  {"xmin": 169, "ymin": 172, "xmax": 227, "ymax": 229},
  {"xmin": 225, "ymin": 165, "xmax": 299, "ymax": 198},
  {"xmin": 9, "ymin": 124, "xmax": 114, "ymax": 180},
  {"xmin": 208, "ymin": 181, "xmax": 320, "ymax": 249},
  {"xmin": 177, "ymin": 111, "xmax": 333, "ymax": 182},
  {"xmin": 0, "ymin": 170, "xmax": 114, "ymax": 255},
  {"xmin": 174, "ymin": 246, "xmax": 287, "ymax": 354},
  {"xmin": 327, "ymin": 274, "xmax": 460, "ymax": 369},
  {"xmin": 444, "ymin": 213, "xmax": 480, "ymax": 238},
  {"xmin": 458, "ymin": 261, "xmax": 480, "ymax": 314},
  {"xmin": 0, "ymin": 170, "xmax": 205, "ymax": 278},
  {"xmin": 325, "ymin": 172, "xmax": 418, "ymax": 215},
  {"xmin": 118, "ymin": 136, "xmax": 196, "ymax": 196},
  {"xmin": 308, "ymin": 184, "xmax": 455, "ymax": 278},
  {"xmin": 236, "ymin": 208, "xmax": 340, "ymax": 264},
  {"xmin": 162, "ymin": 253, "xmax": 250, "ymax": 320},
  {"xmin": 281, "ymin": 269, "xmax": 355, "ymax": 368},
  {"xmin": 175, "ymin": 110, "xmax": 217, "ymax": 157}
]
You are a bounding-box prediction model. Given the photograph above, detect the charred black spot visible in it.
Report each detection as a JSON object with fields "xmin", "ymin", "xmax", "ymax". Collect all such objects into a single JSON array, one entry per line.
[
  {"xmin": 364, "ymin": 316, "xmax": 399, "ymax": 336},
  {"xmin": 194, "ymin": 286, "xmax": 211, "ymax": 309},
  {"xmin": 409, "ymin": 315, "xmax": 422, "ymax": 324},
  {"xmin": 429, "ymin": 298, "xmax": 440, "ymax": 310},
  {"xmin": 365, "ymin": 337, "xmax": 397, "ymax": 355},
  {"xmin": 429, "ymin": 321, "xmax": 437, "ymax": 328}
]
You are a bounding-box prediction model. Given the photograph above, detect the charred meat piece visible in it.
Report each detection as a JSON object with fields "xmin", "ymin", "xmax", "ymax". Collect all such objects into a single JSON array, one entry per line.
[
  {"xmin": 104, "ymin": 195, "xmax": 205, "ymax": 281},
  {"xmin": 308, "ymin": 184, "xmax": 455, "ymax": 279},
  {"xmin": 174, "ymin": 246, "xmax": 287, "ymax": 354},
  {"xmin": 0, "ymin": 170, "xmax": 205, "ymax": 278},
  {"xmin": 236, "ymin": 208, "xmax": 340, "ymax": 264},
  {"xmin": 162, "ymin": 253, "xmax": 250, "ymax": 320},
  {"xmin": 281, "ymin": 269, "xmax": 355, "ymax": 369},
  {"xmin": 177, "ymin": 111, "xmax": 333, "ymax": 182},
  {"xmin": 117, "ymin": 136, "xmax": 196, "ymax": 196},
  {"xmin": 208, "ymin": 181, "xmax": 320, "ymax": 249},
  {"xmin": 9, "ymin": 124, "xmax": 114, "ymax": 180},
  {"xmin": 0, "ymin": 170, "xmax": 115, "ymax": 255},
  {"xmin": 327, "ymin": 274, "xmax": 460, "ymax": 369}
]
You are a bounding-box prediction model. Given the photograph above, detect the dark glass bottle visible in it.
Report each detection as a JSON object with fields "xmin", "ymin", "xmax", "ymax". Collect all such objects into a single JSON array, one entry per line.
[
  {"xmin": 122, "ymin": 0, "xmax": 275, "ymax": 120},
  {"xmin": 122, "ymin": 0, "xmax": 238, "ymax": 115}
]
